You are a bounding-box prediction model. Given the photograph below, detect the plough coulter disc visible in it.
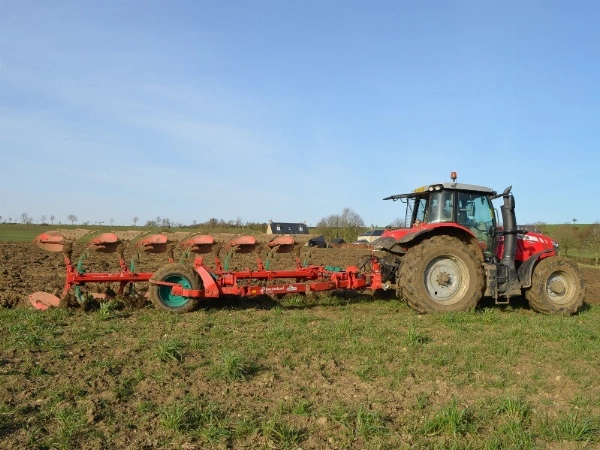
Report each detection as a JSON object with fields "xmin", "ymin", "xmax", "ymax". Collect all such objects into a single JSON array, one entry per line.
[
  {"xmin": 89, "ymin": 232, "xmax": 121, "ymax": 253},
  {"xmin": 29, "ymin": 292, "xmax": 61, "ymax": 310},
  {"xmin": 223, "ymin": 235, "xmax": 257, "ymax": 253},
  {"xmin": 178, "ymin": 234, "xmax": 215, "ymax": 254},
  {"xmin": 135, "ymin": 234, "xmax": 169, "ymax": 254},
  {"xmin": 268, "ymin": 235, "xmax": 295, "ymax": 253},
  {"xmin": 33, "ymin": 231, "xmax": 65, "ymax": 252}
]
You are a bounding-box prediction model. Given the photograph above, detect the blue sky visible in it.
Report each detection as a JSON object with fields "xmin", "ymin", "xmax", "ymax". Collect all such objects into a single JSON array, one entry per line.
[{"xmin": 1, "ymin": 0, "xmax": 598, "ymax": 228}]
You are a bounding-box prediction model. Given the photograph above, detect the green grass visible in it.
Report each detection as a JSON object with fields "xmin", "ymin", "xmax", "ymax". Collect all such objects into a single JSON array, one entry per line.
[
  {"xmin": 0, "ymin": 223, "xmax": 185, "ymax": 242},
  {"xmin": 0, "ymin": 223, "xmax": 318, "ymax": 242},
  {"xmin": 208, "ymin": 351, "xmax": 262, "ymax": 381},
  {"xmin": 0, "ymin": 224, "xmax": 56, "ymax": 241},
  {"xmin": 1, "ymin": 298, "xmax": 600, "ymax": 448}
]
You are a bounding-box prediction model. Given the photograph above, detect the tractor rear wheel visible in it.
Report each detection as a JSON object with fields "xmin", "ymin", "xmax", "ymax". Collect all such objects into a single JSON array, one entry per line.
[
  {"xmin": 525, "ymin": 256, "xmax": 585, "ymax": 314},
  {"xmin": 398, "ymin": 235, "xmax": 484, "ymax": 313},
  {"xmin": 149, "ymin": 263, "xmax": 202, "ymax": 313}
]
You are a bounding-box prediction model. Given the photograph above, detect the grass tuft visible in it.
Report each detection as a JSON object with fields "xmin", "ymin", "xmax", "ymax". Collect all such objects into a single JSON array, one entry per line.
[
  {"xmin": 406, "ymin": 322, "xmax": 431, "ymax": 347},
  {"xmin": 423, "ymin": 397, "xmax": 472, "ymax": 436},
  {"xmin": 497, "ymin": 396, "xmax": 530, "ymax": 422},
  {"xmin": 261, "ymin": 418, "xmax": 306, "ymax": 449},
  {"xmin": 552, "ymin": 413, "xmax": 600, "ymax": 442},
  {"xmin": 209, "ymin": 351, "xmax": 261, "ymax": 381},
  {"xmin": 154, "ymin": 337, "xmax": 184, "ymax": 363}
]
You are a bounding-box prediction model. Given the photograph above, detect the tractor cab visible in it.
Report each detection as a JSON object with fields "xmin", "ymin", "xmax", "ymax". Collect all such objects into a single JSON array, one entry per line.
[{"xmin": 379, "ymin": 175, "xmax": 498, "ymax": 258}]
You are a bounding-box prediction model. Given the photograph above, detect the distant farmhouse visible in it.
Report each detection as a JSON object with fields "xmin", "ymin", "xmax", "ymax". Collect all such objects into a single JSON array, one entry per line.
[
  {"xmin": 356, "ymin": 229, "xmax": 385, "ymax": 243},
  {"xmin": 266, "ymin": 220, "xmax": 309, "ymax": 235}
]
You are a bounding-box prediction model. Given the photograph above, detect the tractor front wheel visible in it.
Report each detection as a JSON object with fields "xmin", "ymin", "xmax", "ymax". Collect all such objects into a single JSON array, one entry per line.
[
  {"xmin": 149, "ymin": 263, "xmax": 202, "ymax": 313},
  {"xmin": 398, "ymin": 236, "xmax": 484, "ymax": 313},
  {"xmin": 525, "ymin": 257, "xmax": 585, "ymax": 314}
]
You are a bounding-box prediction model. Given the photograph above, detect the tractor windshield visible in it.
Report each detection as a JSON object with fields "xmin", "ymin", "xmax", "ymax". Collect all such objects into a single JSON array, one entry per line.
[
  {"xmin": 406, "ymin": 192, "xmax": 453, "ymax": 226},
  {"xmin": 426, "ymin": 191, "xmax": 453, "ymax": 223}
]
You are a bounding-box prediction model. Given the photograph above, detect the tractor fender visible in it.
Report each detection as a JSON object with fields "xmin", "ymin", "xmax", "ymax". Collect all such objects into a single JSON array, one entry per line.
[
  {"xmin": 517, "ymin": 250, "xmax": 553, "ymax": 289},
  {"xmin": 398, "ymin": 228, "xmax": 431, "ymax": 244},
  {"xmin": 375, "ymin": 223, "xmax": 475, "ymax": 254},
  {"xmin": 371, "ymin": 236, "xmax": 406, "ymax": 254},
  {"xmin": 398, "ymin": 223, "xmax": 473, "ymax": 245}
]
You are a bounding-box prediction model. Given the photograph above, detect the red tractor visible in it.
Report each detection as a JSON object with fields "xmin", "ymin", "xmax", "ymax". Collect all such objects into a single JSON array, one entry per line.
[{"xmin": 373, "ymin": 172, "xmax": 585, "ymax": 314}]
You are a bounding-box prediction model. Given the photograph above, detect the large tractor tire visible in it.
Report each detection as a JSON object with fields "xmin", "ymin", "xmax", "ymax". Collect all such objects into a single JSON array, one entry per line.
[
  {"xmin": 525, "ymin": 256, "xmax": 585, "ymax": 314},
  {"xmin": 149, "ymin": 263, "xmax": 202, "ymax": 313},
  {"xmin": 398, "ymin": 235, "xmax": 484, "ymax": 313}
]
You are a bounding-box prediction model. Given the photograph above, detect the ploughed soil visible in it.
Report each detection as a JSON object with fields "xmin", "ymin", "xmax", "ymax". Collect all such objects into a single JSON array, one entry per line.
[{"xmin": 0, "ymin": 237, "xmax": 598, "ymax": 309}]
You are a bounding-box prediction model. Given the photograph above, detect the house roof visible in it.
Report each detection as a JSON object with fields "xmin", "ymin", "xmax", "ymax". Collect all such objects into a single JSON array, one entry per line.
[
  {"xmin": 268, "ymin": 222, "xmax": 309, "ymax": 234},
  {"xmin": 358, "ymin": 229, "xmax": 385, "ymax": 237}
]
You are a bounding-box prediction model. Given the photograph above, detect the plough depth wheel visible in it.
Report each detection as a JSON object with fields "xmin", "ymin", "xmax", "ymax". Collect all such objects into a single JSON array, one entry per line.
[{"xmin": 149, "ymin": 263, "xmax": 202, "ymax": 313}]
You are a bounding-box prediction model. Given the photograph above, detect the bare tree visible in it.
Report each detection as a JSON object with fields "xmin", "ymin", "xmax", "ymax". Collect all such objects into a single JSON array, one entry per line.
[
  {"xmin": 133, "ymin": 217, "xmax": 139, "ymax": 226},
  {"xmin": 388, "ymin": 217, "xmax": 406, "ymax": 228},
  {"xmin": 40, "ymin": 215, "xmax": 47, "ymax": 224},
  {"xmin": 340, "ymin": 208, "xmax": 364, "ymax": 227},
  {"xmin": 21, "ymin": 212, "xmax": 32, "ymax": 224},
  {"xmin": 110, "ymin": 218, "xmax": 114, "ymax": 226},
  {"xmin": 316, "ymin": 207, "xmax": 365, "ymax": 242},
  {"xmin": 551, "ymin": 224, "xmax": 580, "ymax": 257},
  {"xmin": 50, "ymin": 215, "xmax": 55, "ymax": 225},
  {"xmin": 67, "ymin": 214, "xmax": 78, "ymax": 225}
]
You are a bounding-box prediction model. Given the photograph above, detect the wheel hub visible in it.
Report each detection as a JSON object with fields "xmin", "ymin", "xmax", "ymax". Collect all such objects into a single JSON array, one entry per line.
[
  {"xmin": 546, "ymin": 271, "xmax": 572, "ymax": 304},
  {"xmin": 424, "ymin": 257, "xmax": 468, "ymax": 304},
  {"xmin": 436, "ymin": 272, "xmax": 451, "ymax": 286},
  {"xmin": 548, "ymin": 279, "xmax": 566, "ymax": 296}
]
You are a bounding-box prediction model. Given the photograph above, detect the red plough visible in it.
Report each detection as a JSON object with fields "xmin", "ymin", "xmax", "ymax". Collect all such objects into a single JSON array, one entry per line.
[
  {"xmin": 29, "ymin": 230, "xmax": 172, "ymax": 310},
  {"xmin": 30, "ymin": 231, "xmax": 385, "ymax": 313}
]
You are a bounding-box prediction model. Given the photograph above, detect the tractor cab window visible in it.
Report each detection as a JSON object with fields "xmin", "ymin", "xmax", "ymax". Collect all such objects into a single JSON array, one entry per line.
[
  {"xmin": 426, "ymin": 191, "xmax": 453, "ymax": 223},
  {"xmin": 457, "ymin": 192, "xmax": 495, "ymax": 253},
  {"xmin": 407, "ymin": 196, "xmax": 428, "ymax": 226}
]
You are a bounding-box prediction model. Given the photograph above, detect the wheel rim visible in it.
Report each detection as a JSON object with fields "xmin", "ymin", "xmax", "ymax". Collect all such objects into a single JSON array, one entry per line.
[
  {"xmin": 545, "ymin": 270, "xmax": 575, "ymax": 305},
  {"xmin": 158, "ymin": 274, "xmax": 192, "ymax": 307},
  {"xmin": 424, "ymin": 256, "xmax": 469, "ymax": 305}
]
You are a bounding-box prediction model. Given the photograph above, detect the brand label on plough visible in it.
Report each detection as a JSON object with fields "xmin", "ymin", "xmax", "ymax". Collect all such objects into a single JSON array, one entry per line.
[{"xmin": 252, "ymin": 284, "xmax": 306, "ymax": 295}]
